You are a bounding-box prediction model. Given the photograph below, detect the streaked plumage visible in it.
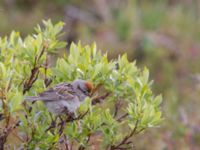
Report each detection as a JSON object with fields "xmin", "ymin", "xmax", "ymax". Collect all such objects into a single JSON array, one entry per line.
[{"xmin": 25, "ymin": 79, "xmax": 93, "ymax": 115}]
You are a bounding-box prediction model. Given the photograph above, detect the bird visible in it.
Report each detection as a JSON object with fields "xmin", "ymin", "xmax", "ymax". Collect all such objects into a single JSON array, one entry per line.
[{"xmin": 25, "ymin": 79, "xmax": 93, "ymax": 116}]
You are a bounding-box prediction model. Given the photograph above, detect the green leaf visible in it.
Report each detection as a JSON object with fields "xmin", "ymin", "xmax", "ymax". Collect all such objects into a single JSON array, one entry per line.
[
  {"xmin": 154, "ymin": 95, "xmax": 162, "ymax": 107},
  {"xmin": 0, "ymin": 62, "xmax": 6, "ymax": 80},
  {"xmin": 9, "ymin": 91, "xmax": 23, "ymax": 112},
  {"xmin": 143, "ymin": 67, "xmax": 149, "ymax": 84},
  {"xmin": 10, "ymin": 31, "xmax": 20, "ymax": 46}
]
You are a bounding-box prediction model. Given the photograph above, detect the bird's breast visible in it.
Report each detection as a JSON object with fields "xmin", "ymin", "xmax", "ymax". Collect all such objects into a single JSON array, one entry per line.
[{"xmin": 45, "ymin": 98, "xmax": 80, "ymax": 115}]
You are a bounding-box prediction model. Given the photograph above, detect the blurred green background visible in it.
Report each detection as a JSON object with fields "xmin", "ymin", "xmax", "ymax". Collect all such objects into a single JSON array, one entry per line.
[{"xmin": 1, "ymin": 0, "xmax": 200, "ymax": 149}]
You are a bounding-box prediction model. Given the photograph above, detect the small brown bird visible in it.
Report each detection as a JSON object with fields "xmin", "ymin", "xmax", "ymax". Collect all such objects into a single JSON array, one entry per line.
[{"xmin": 25, "ymin": 79, "xmax": 93, "ymax": 116}]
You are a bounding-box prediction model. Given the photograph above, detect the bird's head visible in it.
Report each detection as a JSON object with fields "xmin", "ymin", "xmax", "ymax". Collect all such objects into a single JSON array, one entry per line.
[{"xmin": 72, "ymin": 79, "xmax": 94, "ymax": 100}]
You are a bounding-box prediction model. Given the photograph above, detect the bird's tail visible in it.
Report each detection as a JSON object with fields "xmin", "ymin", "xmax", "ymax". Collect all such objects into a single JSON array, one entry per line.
[{"xmin": 24, "ymin": 96, "xmax": 40, "ymax": 103}]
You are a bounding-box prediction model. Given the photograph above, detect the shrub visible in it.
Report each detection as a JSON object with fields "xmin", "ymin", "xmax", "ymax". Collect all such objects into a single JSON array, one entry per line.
[{"xmin": 0, "ymin": 20, "xmax": 162, "ymax": 149}]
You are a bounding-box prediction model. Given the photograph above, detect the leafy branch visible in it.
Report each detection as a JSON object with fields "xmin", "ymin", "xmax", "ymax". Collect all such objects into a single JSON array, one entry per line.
[
  {"xmin": 0, "ymin": 20, "xmax": 163, "ymax": 149},
  {"xmin": 23, "ymin": 43, "xmax": 47, "ymax": 94}
]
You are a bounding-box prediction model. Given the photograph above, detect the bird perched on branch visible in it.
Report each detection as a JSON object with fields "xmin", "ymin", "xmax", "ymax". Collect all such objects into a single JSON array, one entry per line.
[{"xmin": 25, "ymin": 79, "xmax": 93, "ymax": 116}]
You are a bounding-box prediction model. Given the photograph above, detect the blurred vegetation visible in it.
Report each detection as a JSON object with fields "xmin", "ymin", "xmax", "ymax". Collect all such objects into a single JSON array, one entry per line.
[{"xmin": 0, "ymin": 0, "xmax": 200, "ymax": 149}]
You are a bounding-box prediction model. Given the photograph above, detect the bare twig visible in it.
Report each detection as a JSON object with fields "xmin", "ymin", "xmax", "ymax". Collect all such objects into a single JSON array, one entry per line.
[
  {"xmin": 70, "ymin": 141, "xmax": 74, "ymax": 150},
  {"xmin": 23, "ymin": 66, "xmax": 40, "ymax": 94},
  {"xmin": 66, "ymin": 109, "xmax": 89, "ymax": 123},
  {"xmin": 92, "ymin": 92, "xmax": 110, "ymax": 105},
  {"xmin": 110, "ymin": 119, "xmax": 139, "ymax": 150},
  {"xmin": 116, "ymin": 113, "xmax": 129, "ymax": 122},
  {"xmin": 90, "ymin": 84, "xmax": 102, "ymax": 96},
  {"xmin": 78, "ymin": 145, "xmax": 85, "ymax": 150},
  {"xmin": 63, "ymin": 135, "xmax": 70, "ymax": 150}
]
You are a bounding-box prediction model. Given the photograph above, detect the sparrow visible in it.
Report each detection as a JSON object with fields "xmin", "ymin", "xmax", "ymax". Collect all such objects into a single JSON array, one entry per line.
[{"xmin": 25, "ymin": 79, "xmax": 93, "ymax": 116}]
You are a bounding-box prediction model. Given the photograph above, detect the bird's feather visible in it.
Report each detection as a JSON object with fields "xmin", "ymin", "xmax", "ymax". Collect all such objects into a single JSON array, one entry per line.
[{"xmin": 25, "ymin": 82, "xmax": 76, "ymax": 102}]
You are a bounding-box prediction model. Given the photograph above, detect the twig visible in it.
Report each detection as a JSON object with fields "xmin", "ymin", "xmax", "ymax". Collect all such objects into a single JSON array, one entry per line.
[
  {"xmin": 70, "ymin": 141, "xmax": 74, "ymax": 150},
  {"xmin": 92, "ymin": 92, "xmax": 110, "ymax": 105},
  {"xmin": 0, "ymin": 120, "xmax": 21, "ymax": 150},
  {"xmin": 46, "ymin": 109, "xmax": 89, "ymax": 136},
  {"xmin": 116, "ymin": 113, "xmax": 128, "ymax": 122},
  {"xmin": 78, "ymin": 145, "xmax": 85, "ymax": 150},
  {"xmin": 113, "ymin": 100, "xmax": 123, "ymax": 118},
  {"xmin": 65, "ymin": 109, "xmax": 89, "ymax": 123},
  {"xmin": 110, "ymin": 119, "xmax": 139, "ymax": 150},
  {"xmin": 135, "ymin": 128, "xmax": 145, "ymax": 134},
  {"xmin": 63, "ymin": 135, "xmax": 70, "ymax": 150},
  {"xmin": 23, "ymin": 44, "xmax": 47, "ymax": 94},
  {"xmin": 90, "ymin": 84, "xmax": 102, "ymax": 96},
  {"xmin": 26, "ymin": 125, "xmax": 36, "ymax": 146},
  {"xmin": 23, "ymin": 66, "xmax": 40, "ymax": 94},
  {"xmin": 44, "ymin": 55, "xmax": 52, "ymax": 88}
]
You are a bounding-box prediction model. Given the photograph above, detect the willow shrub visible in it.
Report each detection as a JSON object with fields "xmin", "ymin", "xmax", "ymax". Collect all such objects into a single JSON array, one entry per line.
[{"xmin": 0, "ymin": 20, "xmax": 162, "ymax": 150}]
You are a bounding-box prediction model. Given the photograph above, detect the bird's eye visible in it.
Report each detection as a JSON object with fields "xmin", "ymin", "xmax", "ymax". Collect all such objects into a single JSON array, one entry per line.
[
  {"xmin": 83, "ymin": 90, "xmax": 88, "ymax": 94},
  {"xmin": 78, "ymin": 85, "xmax": 89, "ymax": 95}
]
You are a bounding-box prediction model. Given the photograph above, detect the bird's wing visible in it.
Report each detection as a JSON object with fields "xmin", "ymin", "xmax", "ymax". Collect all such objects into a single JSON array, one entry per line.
[{"xmin": 25, "ymin": 82, "xmax": 76, "ymax": 102}]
